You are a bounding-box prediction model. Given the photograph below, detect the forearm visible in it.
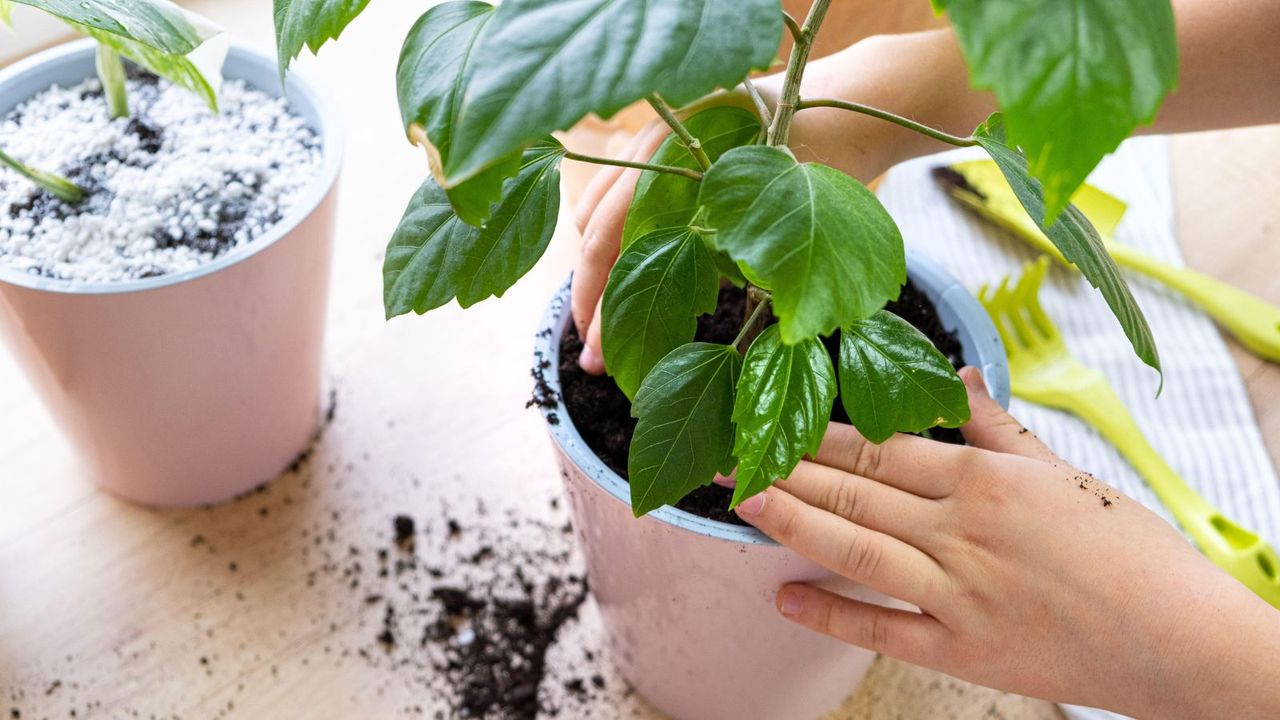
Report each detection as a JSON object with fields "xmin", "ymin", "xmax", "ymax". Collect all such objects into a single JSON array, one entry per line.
[
  {"xmin": 1152, "ymin": 0, "xmax": 1280, "ymax": 133},
  {"xmin": 775, "ymin": 0, "xmax": 1280, "ymax": 179}
]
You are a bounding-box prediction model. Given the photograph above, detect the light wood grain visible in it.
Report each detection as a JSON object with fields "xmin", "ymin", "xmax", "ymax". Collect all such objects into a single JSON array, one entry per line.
[{"xmin": 1, "ymin": 2, "xmax": 1276, "ymax": 719}]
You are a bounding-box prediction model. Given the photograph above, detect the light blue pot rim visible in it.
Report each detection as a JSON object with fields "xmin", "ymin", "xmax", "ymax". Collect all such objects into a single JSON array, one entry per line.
[
  {"xmin": 534, "ymin": 249, "xmax": 1011, "ymax": 546},
  {"xmin": 0, "ymin": 38, "xmax": 344, "ymax": 295}
]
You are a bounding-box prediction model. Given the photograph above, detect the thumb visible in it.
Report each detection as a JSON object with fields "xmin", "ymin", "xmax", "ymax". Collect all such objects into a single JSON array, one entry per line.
[{"xmin": 957, "ymin": 367, "xmax": 1060, "ymax": 463}]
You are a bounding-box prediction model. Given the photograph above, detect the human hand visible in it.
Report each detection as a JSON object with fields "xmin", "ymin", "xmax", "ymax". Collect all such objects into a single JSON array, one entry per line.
[{"xmin": 733, "ymin": 366, "xmax": 1280, "ymax": 719}]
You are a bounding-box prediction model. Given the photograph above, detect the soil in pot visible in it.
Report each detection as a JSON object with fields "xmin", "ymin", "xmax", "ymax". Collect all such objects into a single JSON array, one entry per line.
[
  {"xmin": 555, "ymin": 281, "xmax": 967, "ymax": 526},
  {"xmin": 0, "ymin": 64, "xmax": 322, "ymax": 282}
]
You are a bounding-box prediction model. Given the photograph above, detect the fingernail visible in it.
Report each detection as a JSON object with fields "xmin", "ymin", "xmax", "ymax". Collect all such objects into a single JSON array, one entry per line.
[
  {"xmin": 712, "ymin": 473, "xmax": 736, "ymax": 488},
  {"xmin": 959, "ymin": 366, "xmax": 987, "ymax": 394},
  {"xmin": 778, "ymin": 588, "xmax": 804, "ymax": 618},
  {"xmin": 735, "ymin": 491, "xmax": 766, "ymax": 516},
  {"xmin": 579, "ymin": 345, "xmax": 602, "ymax": 374}
]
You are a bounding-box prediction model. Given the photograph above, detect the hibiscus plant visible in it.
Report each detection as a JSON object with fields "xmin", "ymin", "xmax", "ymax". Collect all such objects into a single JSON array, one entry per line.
[
  {"xmin": 0, "ymin": 0, "xmax": 225, "ymax": 201},
  {"xmin": 276, "ymin": 0, "xmax": 1177, "ymax": 516}
]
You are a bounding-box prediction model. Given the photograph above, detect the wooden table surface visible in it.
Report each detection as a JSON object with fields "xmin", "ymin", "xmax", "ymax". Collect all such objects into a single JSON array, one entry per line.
[{"xmin": 2, "ymin": 2, "xmax": 1277, "ymax": 719}]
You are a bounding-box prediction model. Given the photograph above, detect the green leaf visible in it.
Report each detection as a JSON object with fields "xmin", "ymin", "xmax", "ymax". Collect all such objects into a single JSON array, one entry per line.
[
  {"xmin": 699, "ymin": 145, "xmax": 906, "ymax": 344},
  {"xmin": 974, "ymin": 114, "xmax": 1160, "ymax": 378},
  {"xmin": 273, "ymin": 0, "xmax": 371, "ymax": 77},
  {"xmin": 601, "ymin": 227, "xmax": 720, "ymax": 400},
  {"xmin": 935, "ymin": 0, "xmax": 1177, "ymax": 220},
  {"xmin": 622, "ymin": 105, "xmax": 760, "ymax": 248},
  {"xmin": 13, "ymin": 0, "xmax": 224, "ymax": 110},
  {"xmin": 383, "ymin": 138, "xmax": 564, "ymax": 317},
  {"xmin": 79, "ymin": 23, "xmax": 222, "ymax": 111},
  {"xmin": 629, "ymin": 342, "xmax": 741, "ymax": 517},
  {"xmin": 396, "ymin": 1, "xmax": 522, "ymax": 226},
  {"xmin": 732, "ymin": 325, "xmax": 836, "ymax": 506},
  {"xmin": 838, "ymin": 311, "xmax": 969, "ymax": 444},
  {"xmin": 444, "ymin": 0, "xmax": 782, "ymax": 185},
  {"xmin": 14, "ymin": 0, "xmax": 220, "ymax": 54}
]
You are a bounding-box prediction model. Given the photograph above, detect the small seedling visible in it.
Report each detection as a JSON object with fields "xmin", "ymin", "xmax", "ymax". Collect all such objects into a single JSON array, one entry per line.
[
  {"xmin": 279, "ymin": 0, "xmax": 1176, "ymax": 516},
  {"xmin": 0, "ymin": 0, "xmax": 225, "ymax": 202}
]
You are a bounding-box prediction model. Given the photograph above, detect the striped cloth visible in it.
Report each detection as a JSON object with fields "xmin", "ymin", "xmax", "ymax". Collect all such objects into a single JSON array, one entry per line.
[{"xmin": 877, "ymin": 137, "xmax": 1280, "ymax": 720}]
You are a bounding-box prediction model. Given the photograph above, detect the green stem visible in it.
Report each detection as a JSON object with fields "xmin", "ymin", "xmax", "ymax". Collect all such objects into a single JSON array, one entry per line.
[
  {"xmin": 796, "ymin": 98, "xmax": 979, "ymax": 148},
  {"xmin": 646, "ymin": 95, "xmax": 711, "ymax": 171},
  {"xmin": 767, "ymin": 0, "xmax": 831, "ymax": 146},
  {"xmin": 96, "ymin": 43, "xmax": 129, "ymax": 119},
  {"xmin": 741, "ymin": 77, "xmax": 773, "ymax": 140},
  {"xmin": 0, "ymin": 148, "xmax": 85, "ymax": 204},
  {"xmin": 562, "ymin": 149, "xmax": 703, "ymax": 181},
  {"xmin": 733, "ymin": 291, "xmax": 772, "ymax": 352},
  {"xmin": 782, "ymin": 11, "xmax": 804, "ymax": 43}
]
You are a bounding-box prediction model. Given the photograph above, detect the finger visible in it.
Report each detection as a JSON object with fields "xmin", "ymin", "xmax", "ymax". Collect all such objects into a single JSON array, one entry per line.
[
  {"xmin": 574, "ymin": 163, "xmax": 627, "ymax": 233},
  {"xmin": 571, "ymin": 167, "xmax": 639, "ymax": 338},
  {"xmin": 570, "ymin": 126, "xmax": 667, "ymax": 340},
  {"xmin": 573, "ymin": 120, "xmax": 669, "ymax": 232},
  {"xmin": 580, "ymin": 295, "xmax": 606, "ymax": 375},
  {"xmin": 736, "ymin": 487, "xmax": 946, "ymax": 608},
  {"xmin": 775, "ymin": 460, "xmax": 938, "ymax": 545},
  {"xmin": 776, "ymin": 583, "xmax": 947, "ymax": 667},
  {"xmin": 957, "ymin": 366, "xmax": 1061, "ymax": 463},
  {"xmin": 815, "ymin": 423, "xmax": 977, "ymax": 499}
]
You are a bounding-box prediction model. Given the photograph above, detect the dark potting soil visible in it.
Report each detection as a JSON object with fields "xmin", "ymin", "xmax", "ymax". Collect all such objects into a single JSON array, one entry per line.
[{"xmin": 555, "ymin": 281, "xmax": 967, "ymax": 525}]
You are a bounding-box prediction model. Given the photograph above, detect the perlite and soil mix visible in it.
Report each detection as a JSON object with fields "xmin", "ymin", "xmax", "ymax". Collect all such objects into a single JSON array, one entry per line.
[{"xmin": 0, "ymin": 68, "xmax": 321, "ymax": 283}]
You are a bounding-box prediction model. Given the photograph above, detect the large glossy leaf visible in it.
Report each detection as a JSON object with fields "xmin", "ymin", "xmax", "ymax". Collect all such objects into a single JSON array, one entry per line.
[
  {"xmin": 13, "ymin": 0, "xmax": 223, "ymax": 109},
  {"xmin": 838, "ymin": 311, "xmax": 969, "ymax": 443},
  {"xmin": 622, "ymin": 105, "xmax": 760, "ymax": 248},
  {"xmin": 732, "ymin": 325, "xmax": 836, "ymax": 506},
  {"xmin": 397, "ymin": 1, "xmax": 521, "ymax": 226},
  {"xmin": 383, "ymin": 138, "xmax": 563, "ymax": 317},
  {"xmin": 974, "ymin": 114, "xmax": 1160, "ymax": 378},
  {"xmin": 629, "ymin": 342, "xmax": 741, "ymax": 517},
  {"xmin": 601, "ymin": 227, "xmax": 720, "ymax": 400},
  {"xmin": 444, "ymin": 0, "xmax": 782, "ymax": 185},
  {"xmin": 935, "ymin": 0, "xmax": 1177, "ymax": 220},
  {"xmin": 13, "ymin": 0, "xmax": 219, "ymax": 54},
  {"xmin": 699, "ymin": 145, "xmax": 905, "ymax": 344},
  {"xmin": 273, "ymin": 0, "xmax": 371, "ymax": 77}
]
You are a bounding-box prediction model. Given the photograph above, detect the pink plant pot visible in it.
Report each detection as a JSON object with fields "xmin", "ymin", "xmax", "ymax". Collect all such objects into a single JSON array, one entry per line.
[
  {"xmin": 534, "ymin": 251, "xmax": 1009, "ymax": 720},
  {"xmin": 0, "ymin": 40, "xmax": 343, "ymax": 507}
]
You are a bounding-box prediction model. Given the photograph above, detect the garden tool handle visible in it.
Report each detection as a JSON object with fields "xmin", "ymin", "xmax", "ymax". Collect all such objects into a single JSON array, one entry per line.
[
  {"xmin": 1066, "ymin": 378, "xmax": 1280, "ymax": 608},
  {"xmin": 1107, "ymin": 243, "xmax": 1280, "ymax": 363}
]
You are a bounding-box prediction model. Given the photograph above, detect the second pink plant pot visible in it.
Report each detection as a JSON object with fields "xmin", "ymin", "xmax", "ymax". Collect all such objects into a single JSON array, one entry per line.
[
  {"xmin": 534, "ymin": 250, "xmax": 1009, "ymax": 720},
  {"xmin": 0, "ymin": 40, "xmax": 343, "ymax": 507}
]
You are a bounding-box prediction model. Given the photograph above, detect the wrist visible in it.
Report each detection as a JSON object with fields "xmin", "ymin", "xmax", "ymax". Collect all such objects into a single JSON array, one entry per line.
[{"xmin": 1134, "ymin": 582, "xmax": 1280, "ymax": 719}]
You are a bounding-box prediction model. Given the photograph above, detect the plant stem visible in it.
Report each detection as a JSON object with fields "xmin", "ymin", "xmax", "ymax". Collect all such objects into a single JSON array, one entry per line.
[
  {"xmin": 0, "ymin": 148, "xmax": 85, "ymax": 204},
  {"xmin": 647, "ymin": 95, "xmax": 711, "ymax": 171},
  {"xmin": 562, "ymin": 149, "xmax": 703, "ymax": 181},
  {"xmin": 741, "ymin": 77, "xmax": 773, "ymax": 140},
  {"xmin": 782, "ymin": 11, "xmax": 804, "ymax": 44},
  {"xmin": 733, "ymin": 290, "xmax": 772, "ymax": 353},
  {"xmin": 767, "ymin": 0, "xmax": 831, "ymax": 146},
  {"xmin": 796, "ymin": 98, "xmax": 979, "ymax": 148},
  {"xmin": 96, "ymin": 44, "xmax": 129, "ymax": 119}
]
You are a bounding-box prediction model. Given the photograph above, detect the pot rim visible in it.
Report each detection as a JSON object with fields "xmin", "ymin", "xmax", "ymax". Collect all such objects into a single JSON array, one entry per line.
[
  {"xmin": 534, "ymin": 249, "xmax": 1011, "ymax": 546},
  {"xmin": 0, "ymin": 38, "xmax": 344, "ymax": 295}
]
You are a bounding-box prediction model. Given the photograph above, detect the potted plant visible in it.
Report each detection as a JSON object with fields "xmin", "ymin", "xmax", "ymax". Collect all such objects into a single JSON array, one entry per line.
[
  {"xmin": 279, "ymin": 0, "xmax": 1173, "ymax": 716},
  {"xmin": 0, "ymin": 0, "xmax": 343, "ymax": 507}
]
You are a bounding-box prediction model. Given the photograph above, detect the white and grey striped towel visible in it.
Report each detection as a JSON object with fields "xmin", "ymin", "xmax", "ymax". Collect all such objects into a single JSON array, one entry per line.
[{"xmin": 877, "ymin": 137, "xmax": 1280, "ymax": 720}]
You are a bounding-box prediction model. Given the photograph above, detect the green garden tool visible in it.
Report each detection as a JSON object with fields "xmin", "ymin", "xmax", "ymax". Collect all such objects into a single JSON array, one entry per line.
[
  {"xmin": 939, "ymin": 160, "xmax": 1280, "ymax": 363},
  {"xmin": 980, "ymin": 257, "xmax": 1280, "ymax": 608}
]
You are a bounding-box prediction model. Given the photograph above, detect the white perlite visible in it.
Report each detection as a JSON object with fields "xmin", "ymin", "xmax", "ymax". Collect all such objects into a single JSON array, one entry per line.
[{"xmin": 0, "ymin": 72, "xmax": 322, "ymax": 282}]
